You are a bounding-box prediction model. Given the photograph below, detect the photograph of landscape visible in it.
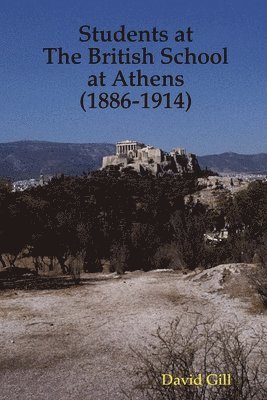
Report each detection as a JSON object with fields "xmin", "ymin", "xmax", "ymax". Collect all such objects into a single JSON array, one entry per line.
[{"xmin": 0, "ymin": 1, "xmax": 266, "ymax": 399}]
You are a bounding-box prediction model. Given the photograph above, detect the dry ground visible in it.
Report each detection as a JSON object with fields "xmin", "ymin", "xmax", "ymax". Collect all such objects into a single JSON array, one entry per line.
[{"xmin": 0, "ymin": 264, "xmax": 266, "ymax": 400}]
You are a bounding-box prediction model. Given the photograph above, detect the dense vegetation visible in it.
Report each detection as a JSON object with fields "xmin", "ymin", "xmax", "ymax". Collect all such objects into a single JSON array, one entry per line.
[{"xmin": 0, "ymin": 169, "xmax": 266, "ymax": 273}]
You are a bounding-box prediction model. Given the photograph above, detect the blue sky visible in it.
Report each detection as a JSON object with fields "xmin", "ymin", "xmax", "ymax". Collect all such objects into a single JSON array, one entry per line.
[{"xmin": 0, "ymin": 0, "xmax": 266, "ymax": 154}]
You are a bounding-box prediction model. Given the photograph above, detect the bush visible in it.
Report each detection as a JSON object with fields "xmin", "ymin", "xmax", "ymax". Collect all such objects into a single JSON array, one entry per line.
[
  {"xmin": 110, "ymin": 243, "xmax": 129, "ymax": 274},
  {"xmin": 127, "ymin": 316, "xmax": 267, "ymax": 400},
  {"xmin": 252, "ymin": 266, "xmax": 267, "ymax": 307},
  {"xmin": 153, "ymin": 243, "xmax": 184, "ymax": 270}
]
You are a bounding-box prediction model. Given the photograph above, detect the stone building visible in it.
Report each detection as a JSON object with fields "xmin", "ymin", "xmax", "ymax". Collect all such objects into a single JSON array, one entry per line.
[
  {"xmin": 102, "ymin": 140, "xmax": 200, "ymax": 175},
  {"xmin": 116, "ymin": 140, "xmax": 145, "ymax": 156}
]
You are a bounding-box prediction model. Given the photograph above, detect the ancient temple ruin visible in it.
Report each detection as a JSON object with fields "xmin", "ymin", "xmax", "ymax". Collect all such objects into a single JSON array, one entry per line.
[{"xmin": 102, "ymin": 140, "xmax": 200, "ymax": 175}]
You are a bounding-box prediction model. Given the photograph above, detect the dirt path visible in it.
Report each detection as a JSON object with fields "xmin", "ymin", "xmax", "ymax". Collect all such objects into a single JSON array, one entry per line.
[{"xmin": 0, "ymin": 268, "xmax": 266, "ymax": 400}]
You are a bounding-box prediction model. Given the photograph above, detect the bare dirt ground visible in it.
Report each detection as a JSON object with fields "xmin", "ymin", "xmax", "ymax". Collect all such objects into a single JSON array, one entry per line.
[{"xmin": 0, "ymin": 264, "xmax": 266, "ymax": 400}]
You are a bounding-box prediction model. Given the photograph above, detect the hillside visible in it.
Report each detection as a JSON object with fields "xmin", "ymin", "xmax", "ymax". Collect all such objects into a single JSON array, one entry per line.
[
  {"xmin": 0, "ymin": 141, "xmax": 116, "ymax": 181},
  {"xmin": 0, "ymin": 141, "xmax": 266, "ymax": 181},
  {"xmin": 198, "ymin": 152, "xmax": 267, "ymax": 174}
]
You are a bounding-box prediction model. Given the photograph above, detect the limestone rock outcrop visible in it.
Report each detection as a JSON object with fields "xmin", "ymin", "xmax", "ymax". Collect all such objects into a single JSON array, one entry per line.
[{"xmin": 102, "ymin": 140, "xmax": 200, "ymax": 176}]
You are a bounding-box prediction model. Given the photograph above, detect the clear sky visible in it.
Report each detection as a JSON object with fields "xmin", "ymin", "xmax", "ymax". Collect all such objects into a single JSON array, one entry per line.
[{"xmin": 0, "ymin": 0, "xmax": 266, "ymax": 155}]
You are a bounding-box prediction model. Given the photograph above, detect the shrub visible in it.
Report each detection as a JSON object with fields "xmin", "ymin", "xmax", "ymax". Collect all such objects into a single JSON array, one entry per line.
[{"xmin": 126, "ymin": 316, "xmax": 267, "ymax": 400}]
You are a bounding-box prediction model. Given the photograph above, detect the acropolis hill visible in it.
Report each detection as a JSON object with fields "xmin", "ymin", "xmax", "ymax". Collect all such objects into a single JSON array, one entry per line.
[{"xmin": 102, "ymin": 140, "xmax": 201, "ymax": 175}]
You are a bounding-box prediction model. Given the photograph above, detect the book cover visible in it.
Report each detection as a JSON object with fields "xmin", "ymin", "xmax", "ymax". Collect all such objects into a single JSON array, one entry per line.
[{"xmin": 0, "ymin": 1, "xmax": 266, "ymax": 399}]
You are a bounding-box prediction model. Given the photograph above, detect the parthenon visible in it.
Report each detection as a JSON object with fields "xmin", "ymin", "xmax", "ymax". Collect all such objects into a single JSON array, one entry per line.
[{"xmin": 116, "ymin": 140, "xmax": 145, "ymax": 155}]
